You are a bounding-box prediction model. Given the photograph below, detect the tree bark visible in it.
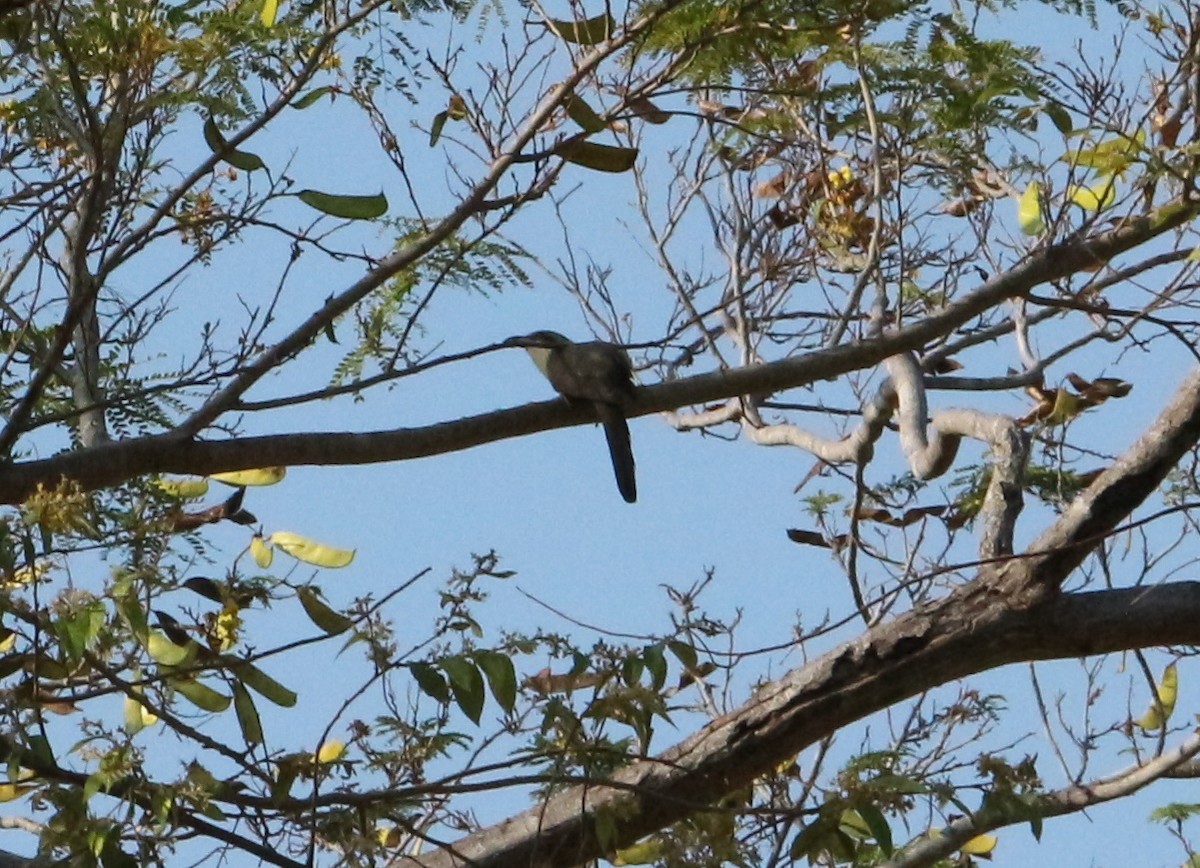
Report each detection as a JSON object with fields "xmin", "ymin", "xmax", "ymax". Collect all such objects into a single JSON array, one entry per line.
[
  {"xmin": 392, "ymin": 368, "xmax": 1200, "ymax": 868},
  {"xmin": 0, "ymin": 200, "xmax": 1191, "ymax": 504}
]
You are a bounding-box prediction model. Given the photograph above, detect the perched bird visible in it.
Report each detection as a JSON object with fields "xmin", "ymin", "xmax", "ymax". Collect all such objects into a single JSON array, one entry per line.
[{"xmin": 504, "ymin": 330, "xmax": 637, "ymax": 503}]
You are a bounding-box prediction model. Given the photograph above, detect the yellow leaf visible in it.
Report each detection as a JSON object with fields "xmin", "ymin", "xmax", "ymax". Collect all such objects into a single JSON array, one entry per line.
[
  {"xmin": 546, "ymin": 12, "xmax": 613, "ymax": 44},
  {"xmin": 250, "ymin": 535, "xmax": 274, "ymax": 569},
  {"xmin": 1138, "ymin": 661, "xmax": 1178, "ymax": 732},
  {"xmin": 1066, "ymin": 130, "xmax": 1145, "ymax": 176},
  {"xmin": 269, "ymin": 531, "xmax": 355, "ymax": 568},
  {"xmin": 209, "ymin": 467, "xmax": 286, "ymax": 486},
  {"xmin": 961, "ymin": 833, "xmax": 998, "ymax": 856},
  {"xmin": 613, "ymin": 836, "xmax": 666, "ymax": 866},
  {"xmin": 1017, "ymin": 182, "xmax": 1045, "ymax": 235},
  {"xmin": 260, "ymin": 0, "xmax": 279, "ymax": 26},
  {"xmin": 153, "ymin": 477, "xmax": 210, "ymax": 499},
  {"xmin": 213, "ymin": 604, "xmax": 241, "ymax": 652},
  {"xmin": 377, "ymin": 825, "xmax": 403, "ymax": 848},
  {"xmin": 1069, "ymin": 175, "xmax": 1116, "ymax": 211},
  {"xmin": 827, "ymin": 165, "xmax": 854, "ymax": 188},
  {"xmin": 0, "ymin": 768, "xmax": 37, "ymax": 802},
  {"xmin": 123, "ymin": 694, "xmax": 158, "ymax": 734},
  {"xmin": 146, "ymin": 630, "xmax": 197, "ymax": 667},
  {"xmin": 0, "ymin": 773, "xmax": 36, "ymax": 803},
  {"xmin": 3, "ymin": 559, "xmax": 53, "ymax": 589},
  {"xmin": 315, "ymin": 739, "xmax": 345, "ymax": 763},
  {"xmin": 1043, "ymin": 387, "xmax": 1086, "ymax": 425}
]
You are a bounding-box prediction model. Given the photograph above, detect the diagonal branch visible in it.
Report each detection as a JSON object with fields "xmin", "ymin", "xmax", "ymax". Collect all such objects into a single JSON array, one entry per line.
[
  {"xmin": 882, "ymin": 729, "xmax": 1200, "ymax": 868},
  {"xmin": 173, "ymin": 0, "xmax": 695, "ymax": 438},
  {"xmin": 388, "ymin": 580, "xmax": 1200, "ymax": 868},
  {"xmin": 386, "ymin": 364, "xmax": 1200, "ymax": 868}
]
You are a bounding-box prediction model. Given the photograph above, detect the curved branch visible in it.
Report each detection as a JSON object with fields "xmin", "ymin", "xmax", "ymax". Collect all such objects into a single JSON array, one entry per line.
[
  {"xmin": 0, "ymin": 201, "xmax": 1191, "ymax": 505},
  {"xmin": 387, "ymin": 365, "xmax": 1200, "ymax": 868}
]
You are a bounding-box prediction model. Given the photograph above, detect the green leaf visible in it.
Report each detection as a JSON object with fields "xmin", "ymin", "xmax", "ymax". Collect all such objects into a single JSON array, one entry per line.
[
  {"xmin": 25, "ymin": 734, "xmax": 53, "ymax": 768},
  {"xmin": 291, "ymin": 86, "xmax": 335, "ymax": 110},
  {"xmin": 642, "ymin": 643, "xmax": 667, "ymax": 690},
  {"xmin": 621, "ymin": 655, "xmax": 644, "ymax": 686},
  {"xmin": 439, "ymin": 656, "xmax": 485, "ymax": 724},
  {"xmin": 1045, "ymin": 103, "xmax": 1073, "ymax": 135},
  {"xmin": 271, "ymin": 760, "xmax": 298, "ymax": 803},
  {"xmin": 171, "ymin": 677, "xmax": 231, "ymax": 713},
  {"xmin": 83, "ymin": 770, "xmax": 106, "ymax": 803},
  {"xmin": 555, "ymin": 139, "xmax": 638, "ymax": 173},
  {"xmin": 1150, "ymin": 802, "xmax": 1200, "ymax": 823},
  {"xmin": 260, "ymin": 0, "xmax": 278, "ymax": 26},
  {"xmin": 666, "ymin": 640, "xmax": 698, "ymax": 671},
  {"xmin": 871, "ymin": 773, "xmax": 928, "ymax": 794},
  {"xmin": 569, "ymin": 651, "xmax": 590, "ymax": 676},
  {"xmin": 613, "ymin": 836, "xmax": 667, "ymax": 865},
  {"xmin": 429, "ymin": 110, "xmax": 449, "ymax": 147},
  {"xmin": 297, "ymin": 587, "xmax": 353, "ymax": 635},
  {"xmin": 296, "ymin": 189, "xmax": 388, "ymax": 220},
  {"xmin": 473, "ymin": 650, "xmax": 517, "ymax": 713},
  {"xmin": 227, "ymin": 658, "xmax": 297, "ymax": 707},
  {"xmin": 546, "ymin": 12, "xmax": 613, "ymax": 43},
  {"xmin": 856, "ymin": 804, "xmax": 893, "ymax": 855},
  {"xmin": 202, "ymin": 118, "xmax": 266, "ymax": 172},
  {"xmin": 231, "ymin": 681, "xmax": 263, "ymax": 745},
  {"xmin": 409, "ymin": 662, "xmax": 450, "ymax": 704},
  {"xmin": 116, "ymin": 594, "xmax": 148, "ymax": 641},
  {"xmin": 564, "ymin": 93, "xmax": 606, "ymax": 133},
  {"xmin": 54, "ymin": 600, "xmax": 106, "ymax": 662},
  {"xmin": 789, "ymin": 816, "xmax": 837, "ymax": 860}
]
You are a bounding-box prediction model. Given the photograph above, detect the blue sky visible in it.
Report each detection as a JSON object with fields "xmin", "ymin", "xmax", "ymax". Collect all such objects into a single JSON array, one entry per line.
[{"xmin": 9, "ymin": 0, "xmax": 1200, "ymax": 865}]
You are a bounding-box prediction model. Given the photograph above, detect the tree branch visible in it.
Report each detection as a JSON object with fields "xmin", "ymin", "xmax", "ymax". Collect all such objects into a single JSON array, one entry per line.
[
  {"xmin": 3, "ymin": 204, "xmax": 1194, "ymax": 504},
  {"xmin": 882, "ymin": 729, "xmax": 1200, "ymax": 868},
  {"xmin": 386, "ymin": 361, "xmax": 1200, "ymax": 868}
]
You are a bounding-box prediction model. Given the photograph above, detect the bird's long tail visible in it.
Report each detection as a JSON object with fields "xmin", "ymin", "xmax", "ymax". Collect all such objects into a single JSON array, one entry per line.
[{"xmin": 596, "ymin": 402, "xmax": 637, "ymax": 503}]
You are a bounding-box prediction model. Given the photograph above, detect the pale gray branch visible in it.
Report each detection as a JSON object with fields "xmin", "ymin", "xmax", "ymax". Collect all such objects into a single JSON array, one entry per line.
[
  {"xmin": 388, "ymin": 364, "xmax": 1200, "ymax": 868},
  {"xmin": 882, "ymin": 730, "xmax": 1200, "ymax": 868}
]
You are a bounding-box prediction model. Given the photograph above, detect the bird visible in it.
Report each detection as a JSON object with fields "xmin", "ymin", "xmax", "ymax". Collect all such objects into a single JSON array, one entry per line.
[{"xmin": 503, "ymin": 330, "xmax": 637, "ymax": 503}]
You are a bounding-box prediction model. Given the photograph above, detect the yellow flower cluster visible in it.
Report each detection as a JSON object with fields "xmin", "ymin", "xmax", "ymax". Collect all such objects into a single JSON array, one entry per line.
[{"xmin": 22, "ymin": 479, "xmax": 91, "ymax": 535}]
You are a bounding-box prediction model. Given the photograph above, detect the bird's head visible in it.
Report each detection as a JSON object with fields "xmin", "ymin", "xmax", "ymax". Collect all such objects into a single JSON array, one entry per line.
[
  {"xmin": 501, "ymin": 330, "xmax": 572, "ymax": 350},
  {"xmin": 502, "ymin": 330, "xmax": 572, "ymax": 378}
]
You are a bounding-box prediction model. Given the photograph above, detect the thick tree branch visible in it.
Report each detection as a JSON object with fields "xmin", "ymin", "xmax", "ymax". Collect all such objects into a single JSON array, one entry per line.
[
  {"xmin": 388, "ymin": 364, "xmax": 1200, "ymax": 868},
  {"xmin": 390, "ymin": 581, "xmax": 1200, "ymax": 868}
]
